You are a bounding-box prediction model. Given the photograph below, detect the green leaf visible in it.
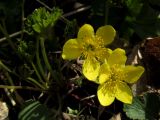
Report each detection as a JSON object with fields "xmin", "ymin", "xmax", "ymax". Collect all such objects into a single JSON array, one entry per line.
[
  {"xmin": 123, "ymin": 96, "xmax": 145, "ymax": 119},
  {"xmin": 131, "ymin": 3, "xmax": 160, "ymax": 39},
  {"xmin": 64, "ymin": 19, "xmax": 78, "ymax": 39},
  {"xmin": 17, "ymin": 40, "xmax": 35, "ymax": 60},
  {"xmin": 25, "ymin": 7, "xmax": 62, "ymax": 34},
  {"xmin": 123, "ymin": 93, "xmax": 160, "ymax": 120},
  {"xmin": 124, "ymin": 0, "xmax": 143, "ymax": 16},
  {"xmin": 122, "ymin": 1, "xmax": 160, "ymax": 40},
  {"xmin": 18, "ymin": 100, "xmax": 52, "ymax": 120}
]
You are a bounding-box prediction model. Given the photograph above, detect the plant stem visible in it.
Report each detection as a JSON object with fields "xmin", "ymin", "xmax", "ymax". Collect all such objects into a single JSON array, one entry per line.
[
  {"xmin": 0, "ymin": 21, "xmax": 16, "ymax": 51},
  {"xmin": 0, "ymin": 60, "xmax": 12, "ymax": 72},
  {"xmin": 31, "ymin": 62, "xmax": 46, "ymax": 87},
  {"xmin": 0, "ymin": 31, "xmax": 22, "ymax": 43},
  {"xmin": 0, "ymin": 85, "xmax": 44, "ymax": 91},
  {"xmin": 39, "ymin": 37, "xmax": 61, "ymax": 86},
  {"xmin": 4, "ymin": 71, "xmax": 24, "ymax": 105},
  {"xmin": 36, "ymin": 39, "xmax": 48, "ymax": 82},
  {"xmin": 39, "ymin": 38, "xmax": 54, "ymax": 76},
  {"xmin": 27, "ymin": 77, "xmax": 46, "ymax": 89},
  {"xmin": 4, "ymin": 72, "xmax": 14, "ymax": 86}
]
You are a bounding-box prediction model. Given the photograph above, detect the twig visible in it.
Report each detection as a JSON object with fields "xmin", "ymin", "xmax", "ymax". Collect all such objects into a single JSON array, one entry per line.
[
  {"xmin": 0, "ymin": 85, "xmax": 44, "ymax": 91},
  {"xmin": 36, "ymin": 0, "xmax": 69, "ymax": 23},
  {"xmin": 36, "ymin": 0, "xmax": 52, "ymax": 11},
  {"xmin": 0, "ymin": 2, "xmax": 91, "ymax": 43},
  {"xmin": 0, "ymin": 22, "xmax": 16, "ymax": 51},
  {"xmin": 36, "ymin": 0, "xmax": 90, "ymax": 22},
  {"xmin": 80, "ymin": 95, "xmax": 96, "ymax": 101},
  {"xmin": 63, "ymin": 6, "xmax": 91, "ymax": 18},
  {"xmin": 0, "ymin": 31, "xmax": 22, "ymax": 43}
]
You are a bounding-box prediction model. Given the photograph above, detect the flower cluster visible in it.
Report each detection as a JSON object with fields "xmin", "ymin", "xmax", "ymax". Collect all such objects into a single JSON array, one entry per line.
[{"xmin": 62, "ymin": 24, "xmax": 144, "ymax": 106}]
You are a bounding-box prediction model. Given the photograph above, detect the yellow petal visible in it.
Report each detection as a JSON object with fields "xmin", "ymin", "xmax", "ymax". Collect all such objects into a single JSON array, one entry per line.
[
  {"xmin": 115, "ymin": 81, "xmax": 133, "ymax": 104},
  {"xmin": 82, "ymin": 58, "xmax": 100, "ymax": 81},
  {"xmin": 97, "ymin": 84, "xmax": 115, "ymax": 106},
  {"xmin": 99, "ymin": 63, "xmax": 110, "ymax": 84},
  {"xmin": 123, "ymin": 66, "xmax": 144, "ymax": 83},
  {"xmin": 97, "ymin": 48, "xmax": 112, "ymax": 62},
  {"xmin": 108, "ymin": 48, "xmax": 127, "ymax": 66},
  {"xmin": 96, "ymin": 25, "xmax": 116, "ymax": 45},
  {"xmin": 77, "ymin": 24, "xmax": 94, "ymax": 40},
  {"xmin": 62, "ymin": 39, "xmax": 81, "ymax": 60}
]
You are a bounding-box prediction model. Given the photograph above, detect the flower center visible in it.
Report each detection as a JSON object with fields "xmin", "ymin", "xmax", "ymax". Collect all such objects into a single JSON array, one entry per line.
[
  {"xmin": 87, "ymin": 44, "xmax": 95, "ymax": 51},
  {"xmin": 110, "ymin": 64, "xmax": 125, "ymax": 82},
  {"xmin": 102, "ymin": 64, "xmax": 126, "ymax": 96},
  {"xmin": 81, "ymin": 36, "xmax": 106, "ymax": 59}
]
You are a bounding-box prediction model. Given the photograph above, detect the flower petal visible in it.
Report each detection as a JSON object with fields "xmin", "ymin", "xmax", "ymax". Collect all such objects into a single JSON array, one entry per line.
[
  {"xmin": 123, "ymin": 66, "xmax": 144, "ymax": 83},
  {"xmin": 108, "ymin": 48, "xmax": 127, "ymax": 66},
  {"xmin": 62, "ymin": 39, "xmax": 81, "ymax": 60},
  {"xmin": 97, "ymin": 84, "xmax": 115, "ymax": 106},
  {"xmin": 82, "ymin": 58, "xmax": 100, "ymax": 81},
  {"xmin": 78, "ymin": 24, "xmax": 94, "ymax": 40},
  {"xmin": 115, "ymin": 81, "xmax": 133, "ymax": 104},
  {"xmin": 97, "ymin": 48, "xmax": 112, "ymax": 62},
  {"xmin": 99, "ymin": 63, "xmax": 110, "ymax": 84},
  {"xmin": 96, "ymin": 25, "xmax": 116, "ymax": 45}
]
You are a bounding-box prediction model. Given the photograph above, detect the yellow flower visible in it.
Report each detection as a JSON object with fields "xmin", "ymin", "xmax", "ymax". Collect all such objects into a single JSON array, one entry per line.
[
  {"xmin": 97, "ymin": 48, "xmax": 144, "ymax": 106},
  {"xmin": 62, "ymin": 24, "xmax": 116, "ymax": 81}
]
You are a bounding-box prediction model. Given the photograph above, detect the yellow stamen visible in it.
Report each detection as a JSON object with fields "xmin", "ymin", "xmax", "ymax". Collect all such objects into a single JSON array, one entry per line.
[{"xmin": 102, "ymin": 64, "xmax": 126, "ymax": 96}]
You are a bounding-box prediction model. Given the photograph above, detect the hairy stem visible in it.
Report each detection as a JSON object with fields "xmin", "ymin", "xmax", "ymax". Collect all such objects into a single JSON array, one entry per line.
[
  {"xmin": 36, "ymin": 39, "xmax": 48, "ymax": 82},
  {"xmin": 39, "ymin": 37, "xmax": 61, "ymax": 86}
]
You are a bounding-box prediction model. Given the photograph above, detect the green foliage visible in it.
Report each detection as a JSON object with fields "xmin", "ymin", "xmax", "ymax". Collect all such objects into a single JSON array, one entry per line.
[
  {"xmin": 17, "ymin": 40, "xmax": 35, "ymax": 61},
  {"xmin": 91, "ymin": 0, "xmax": 160, "ymax": 41},
  {"xmin": 18, "ymin": 100, "xmax": 52, "ymax": 120},
  {"xmin": 67, "ymin": 107, "xmax": 78, "ymax": 115},
  {"xmin": 0, "ymin": 0, "xmax": 159, "ymax": 119},
  {"xmin": 64, "ymin": 19, "xmax": 78, "ymax": 39},
  {"xmin": 123, "ymin": 96, "xmax": 145, "ymax": 119},
  {"xmin": 124, "ymin": 1, "xmax": 160, "ymax": 39},
  {"xmin": 123, "ymin": 93, "xmax": 160, "ymax": 120},
  {"xmin": 25, "ymin": 7, "xmax": 62, "ymax": 34},
  {"xmin": 124, "ymin": 0, "xmax": 143, "ymax": 16}
]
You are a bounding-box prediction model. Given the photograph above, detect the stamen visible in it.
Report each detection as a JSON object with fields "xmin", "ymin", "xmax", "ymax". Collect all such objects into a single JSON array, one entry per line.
[
  {"xmin": 81, "ymin": 35, "xmax": 106, "ymax": 61},
  {"xmin": 95, "ymin": 35, "xmax": 105, "ymax": 47},
  {"xmin": 101, "ymin": 64, "xmax": 126, "ymax": 96},
  {"xmin": 110, "ymin": 64, "xmax": 126, "ymax": 82},
  {"xmin": 101, "ymin": 81, "xmax": 116, "ymax": 96}
]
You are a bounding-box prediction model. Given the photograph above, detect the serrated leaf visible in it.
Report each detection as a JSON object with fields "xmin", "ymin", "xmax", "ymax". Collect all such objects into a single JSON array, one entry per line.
[
  {"xmin": 18, "ymin": 100, "xmax": 52, "ymax": 120},
  {"xmin": 123, "ymin": 97, "xmax": 145, "ymax": 119},
  {"xmin": 25, "ymin": 7, "xmax": 62, "ymax": 34},
  {"xmin": 123, "ymin": 93, "xmax": 160, "ymax": 120}
]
